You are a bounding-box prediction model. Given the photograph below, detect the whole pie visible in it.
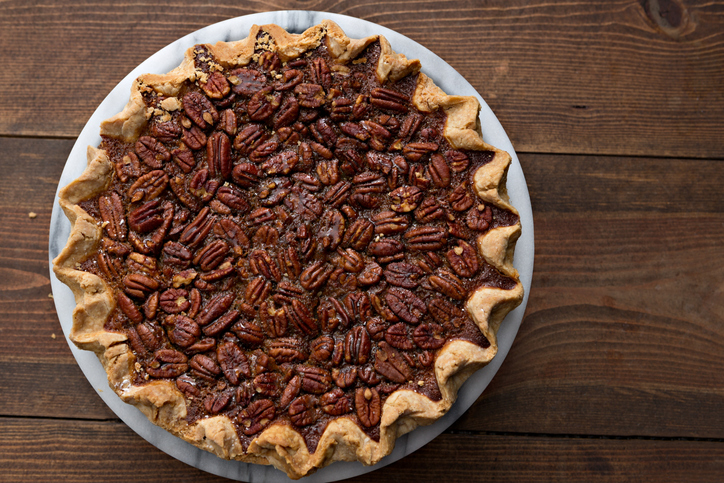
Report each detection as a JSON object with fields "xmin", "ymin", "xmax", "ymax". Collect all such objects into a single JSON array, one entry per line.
[{"xmin": 53, "ymin": 20, "xmax": 523, "ymax": 479}]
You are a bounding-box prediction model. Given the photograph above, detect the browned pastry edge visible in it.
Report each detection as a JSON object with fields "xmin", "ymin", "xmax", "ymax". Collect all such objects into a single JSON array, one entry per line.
[{"xmin": 53, "ymin": 20, "xmax": 523, "ymax": 479}]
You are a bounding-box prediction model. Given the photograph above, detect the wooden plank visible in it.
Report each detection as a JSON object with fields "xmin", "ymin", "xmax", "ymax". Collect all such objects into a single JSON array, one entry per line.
[
  {"xmin": 455, "ymin": 148, "xmax": 724, "ymax": 436},
  {"xmin": 520, "ymin": 153, "xmax": 724, "ymax": 213},
  {"xmin": 1, "ymin": 418, "xmax": 723, "ymax": 482},
  {"xmin": 0, "ymin": 137, "xmax": 72, "ymax": 365},
  {"xmin": 0, "ymin": 361, "xmax": 115, "ymax": 420},
  {"xmin": 0, "ymin": 1, "xmax": 722, "ymax": 158}
]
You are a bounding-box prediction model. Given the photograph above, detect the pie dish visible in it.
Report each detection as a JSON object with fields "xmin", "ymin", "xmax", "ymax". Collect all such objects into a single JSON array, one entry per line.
[{"xmin": 52, "ymin": 18, "xmax": 524, "ymax": 479}]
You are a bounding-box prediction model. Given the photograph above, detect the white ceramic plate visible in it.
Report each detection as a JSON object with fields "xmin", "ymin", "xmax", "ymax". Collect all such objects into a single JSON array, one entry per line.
[{"xmin": 48, "ymin": 10, "xmax": 534, "ymax": 482}]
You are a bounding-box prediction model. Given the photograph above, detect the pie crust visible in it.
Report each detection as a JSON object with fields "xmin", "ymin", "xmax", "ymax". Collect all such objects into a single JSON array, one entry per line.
[{"xmin": 53, "ymin": 20, "xmax": 523, "ymax": 479}]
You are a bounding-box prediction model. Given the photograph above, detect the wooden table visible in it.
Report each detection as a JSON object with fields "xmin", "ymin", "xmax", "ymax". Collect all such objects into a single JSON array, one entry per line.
[{"xmin": 1, "ymin": 1, "xmax": 722, "ymax": 481}]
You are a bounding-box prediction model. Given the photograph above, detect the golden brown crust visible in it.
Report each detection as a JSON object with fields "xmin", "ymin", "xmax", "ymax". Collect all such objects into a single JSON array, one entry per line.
[{"xmin": 53, "ymin": 20, "xmax": 522, "ymax": 479}]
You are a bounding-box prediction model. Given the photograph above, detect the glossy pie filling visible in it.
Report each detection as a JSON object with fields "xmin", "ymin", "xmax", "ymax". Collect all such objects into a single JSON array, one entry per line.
[{"xmin": 77, "ymin": 38, "xmax": 519, "ymax": 452}]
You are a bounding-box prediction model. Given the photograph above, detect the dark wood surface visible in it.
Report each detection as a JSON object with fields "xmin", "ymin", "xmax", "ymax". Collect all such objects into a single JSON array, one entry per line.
[{"xmin": 1, "ymin": 0, "xmax": 722, "ymax": 481}]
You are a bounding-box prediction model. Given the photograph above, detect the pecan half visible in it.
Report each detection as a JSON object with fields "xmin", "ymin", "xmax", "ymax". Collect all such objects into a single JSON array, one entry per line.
[
  {"xmin": 203, "ymin": 309, "xmax": 240, "ymax": 337},
  {"xmin": 200, "ymin": 71, "xmax": 230, "ymax": 99},
  {"xmin": 239, "ymin": 399, "xmax": 275, "ymax": 436},
  {"xmin": 289, "ymin": 395, "xmax": 318, "ymax": 427},
  {"xmin": 287, "ymin": 299, "xmax": 318, "ymax": 336},
  {"xmin": 189, "ymin": 353, "xmax": 222, "ymax": 381},
  {"xmin": 385, "ymin": 322, "xmax": 414, "ymax": 350},
  {"xmin": 115, "ymin": 152, "xmax": 142, "ymax": 182},
  {"xmin": 310, "ymin": 336, "xmax": 335, "ymax": 362},
  {"xmin": 321, "ymin": 388, "xmax": 353, "ymax": 416},
  {"xmin": 207, "ymin": 131, "xmax": 232, "ymax": 179},
  {"xmin": 374, "ymin": 341, "xmax": 413, "ymax": 383},
  {"xmin": 98, "ymin": 192, "xmax": 127, "ymax": 241},
  {"xmin": 218, "ymin": 109, "xmax": 237, "ymax": 136},
  {"xmin": 116, "ymin": 292, "xmax": 143, "ymax": 323},
  {"xmin": 254, "ymin": 372, "xmax": 282, "ymax": 397},
  {"xmin": 415, "ymin": 197, "xmax": 446, "ymax": 223},
  {"xmin": 355, "ymin": 387, "xmax": 381, "ymax": 427},
  {"xmin": 445, "ymin": 150, "xmax": 470, "ymax": 172},
  {"xmin": 229, "ymin": 68, "xmax": 266, "ymax": 96},
  {"xmin": 389, "ymin": 185, "xmax": 423, "ymax": 213},
  {"xmin": 135, "ymin": 136, "xmax": 170, "ymax": 169},
  {"xmin": 249, "ymin": 249, "xmax": 282, "ymax": 282},
  {"xmin": 357, "ymin": 262, "xmax": 383, "ymax": 286},
  {"xmin": 316, "ymin": 159, "xmax": 340, "ymax": 185},
  {"xmin": 176, "ymin": 374, "xmax": 201, "ymax": 398},
  {"xmin": 192, "ymin": 239, "xmax": 229, "ymax": 271},
  {"xmin": 178, "ymin": 207, "xmax": 215, "ymax": 249},
  {"xmin": 196, "ymin": 292, "xmax": 235, "ymax": 326},
  {"xmin": 217, "ymin": 340, "xmax": 251, "ymax": 385},
  {"xmin": 429, "ymin": 269, "xmax": 467, "ymax": 300},
  {"xmin": 322, "ymin": 180, "xmax": 352, "ymax": 207},
  {"xmin": 123, "ymin": 273, "xmax": 160, "ymax": 299},
  {"xmin": 168, "ymin": 315, "xmax": 201, "ymax": 348},
  {"xmin": 335, "ymin": 247, "xmax": 364, "ymax": 273},
  {"xmin": 402, "ymin": 142, "xmax": 438, "ymax": 162},
  {"xmin": 204, "ymin": 389, "xmax": 232, "ymax": 414},
  {"xmin": 294, "ymin": 83, "xmax": 325, "ymax": 108},
  {"xmin": 370, "ymin": 88, "xmax": 408, "ymax": 112},
  {"xmin": 383, "ymin": 262, "xmax": 425, "ymax": 289},
  {"xmin": 183, "ymin": 91, "xmax": 218, "ymax": 129},
  {"xmin": 316, "ymin": 209, "xmax": 345, "ymax": 251},
  {"xmin": 171, "ymin": 148, "xmax": 196, "ymax": 174},
  {"xmin": 233, "ymin": 124, "xmax": 268, "ymax": 154},
  {"xmin": 428, "ymin": 297, "xmax": 467, "ymax": 329},
  {"xmin": 272, "ymin": 95, "xmax": 299, "ymax": 128},
  {"xmin": 299, "ymin": 261, "xmax": 333, "ymax": 292},
  {"xmin": 216, "ymin": 185, "xmax": 250, "ymax": 213},
  {"xmin": 261, "ymin": 150, "xmax": 298, "ymax": 176},
  {"xmin": 446, "ymin": 240, "xmax": 479, "ymax": 277},
  {"xmin": 342, "ymin": 218, "xmax": 374, "ymax": 251},
  {"xmin": 231, "ymin": 162, "xmax": 261, "ymax": 188},
  {"xmin": 248, "ymin": 86, "xmax": 281, "ymax": 121},
  {"xmin": 372, "ymin": 211, "xmax": 408, "ymax": 235},
  {"xmin": 413, "ymin": 323, "xmax": 446, "ymax": 350},
  {"xmin": 273, "ymin": 69, "xmax": 304, "ymax": 91},
  {"xmin": 344, "ymin": 326, "xmax": 372, "ymax": 365},
  {"xmin": 283, "ymin": 186, "xmax": 323, "ymax": 220},
  {"xmin": 296, "ymin": 365, "xmax": 332, "ymax": 394},
  {"xmin": 128, "ymin": 170, "xmax": 168, "ymax": 203},
  {"xmin": 367, "ymin": 239, "xmax": 403, "ymax": 264},
  {"xmin": 385, "ymin": 287, "xmax": 427, "ymax": 325},
  {"xmin": 267, "ymin": 337, "xmax": 307, "ymax": 363},
  {"xmin": 449, "ymin": 183, "xmax": 474, "ymax": 211},
  {"xmin": 147, "ymin": 349, "xmax": 188, "ymax": 378},
  {"xmin": 429, "ymin": 153, "xmax": 451, "ymax": 187},
  {"xmin": 467, "ymin": 203, "xmax": 493, "ymax": 231},
  {"xmin": 181, "ymin": 125, "xmax": 207, "ymax": 151},
  {"xmin": 245, "ymin": 277, "xmax": 272, "ymax": 307},
  {"xmin": 279, "ymin": 375, "xmax": 302, "ymax": 409},
  {"xmin": 162, "ymin": 241, "xmax": 192, "ymax": 267},
  {"xmin": 404, "ymin": 225, "xmax": 448, "ymax": 251},
  {"xmin": 231, "ymin": 319, "xmax": 264, "ymax": 346},
  {"xmin": 159, "ymin": 288, "xmax": 190, "ymax": 314}
]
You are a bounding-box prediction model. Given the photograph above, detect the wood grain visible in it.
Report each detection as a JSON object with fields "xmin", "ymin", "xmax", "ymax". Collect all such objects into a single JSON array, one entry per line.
[
  {"xmin": 0, "ymin": 0, "xmax": 722, "ymax": 157},
  {"xmin": 2, "ymin": 418, "xmax": 723, "ymax": 482},
  {"xmin": 2, "ymin": 2, "xmax": 723, "ymax": 478}
]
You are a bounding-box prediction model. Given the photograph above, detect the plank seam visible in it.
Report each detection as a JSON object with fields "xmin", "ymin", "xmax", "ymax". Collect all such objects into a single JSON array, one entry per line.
[{"xmin": 446, "ymin": 429, "xmax": 724, "ymax": 442}]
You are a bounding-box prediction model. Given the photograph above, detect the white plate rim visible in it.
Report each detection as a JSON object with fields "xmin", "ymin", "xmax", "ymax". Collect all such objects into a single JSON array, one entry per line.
[{"xmin": 48, "ymin": 10, "xmax": 534, "ymax": 482}]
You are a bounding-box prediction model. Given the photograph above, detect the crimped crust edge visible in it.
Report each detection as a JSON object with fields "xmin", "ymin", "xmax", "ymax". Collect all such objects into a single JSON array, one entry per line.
[{"xmin": 53, "ymin": 20, "xmax": 523, "ymax": 479}]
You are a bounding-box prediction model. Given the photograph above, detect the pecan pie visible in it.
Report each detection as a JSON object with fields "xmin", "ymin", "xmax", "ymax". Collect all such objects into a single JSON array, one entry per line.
[{"xmin": 53, "ymin": 20, "xmax": 523, "ymax": 478}]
